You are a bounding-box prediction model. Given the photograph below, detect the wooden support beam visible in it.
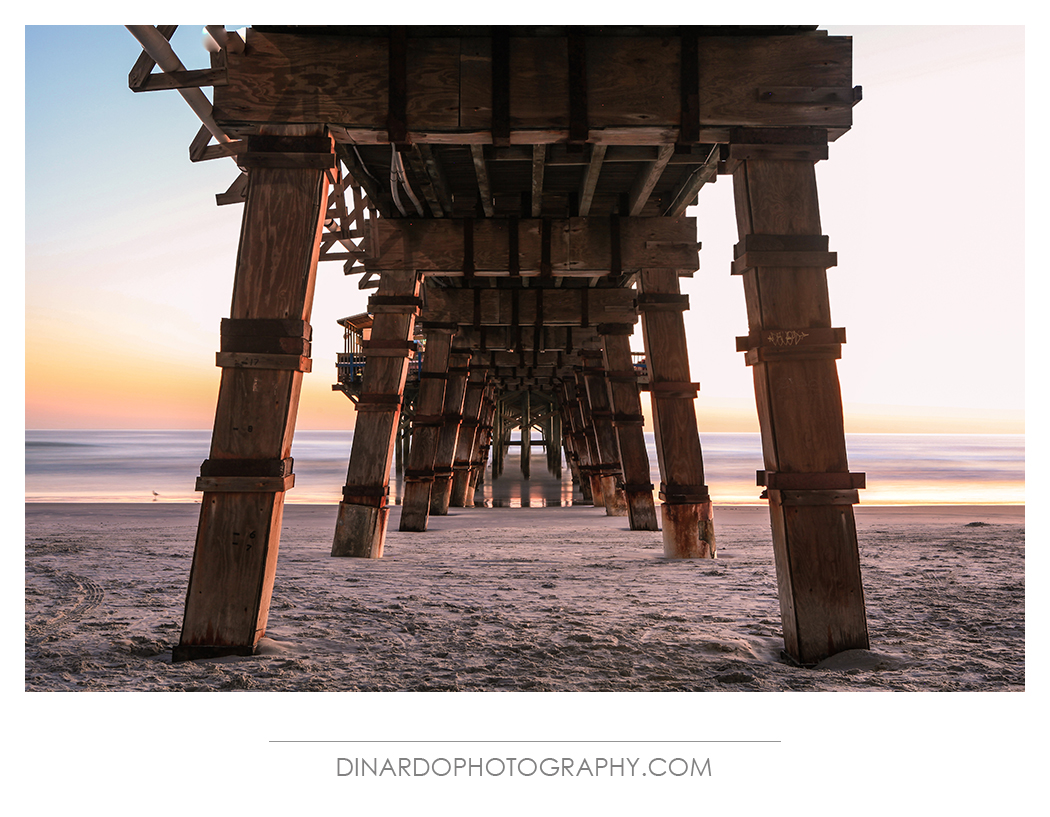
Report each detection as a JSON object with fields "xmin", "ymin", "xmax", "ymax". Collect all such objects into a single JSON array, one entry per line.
[
  {"xmin": 399, "ymin": 330, "xmax": 453, "ymax": 531},
  {"xmin": 731, "ymin": 151, "xmax": 869, "ymax": 665},
  {"xmin": 571, "ymin": 370, "xmax": 608, "ymax": 507},
  {"xmin": 531, "ymin": 145, "xmax": 547, "ymax": 217},
  {"xmin": 127, "ymin": 24, "xmax": 178, "ymax": 89},
  {"xmin": 578, "ymin": 144, "xmax": 607, "ymax": 216},
  {"xmin": 450, "ymin": 367, "xmax": 488, "ymax": 507},
  {"xmin": 663, "ymin": 145, "xmax": 720, "ymax": 216},
  {"xmin": 403, "ymin": 145, "xmax": 445, "ymax": 217},
  {"xmin": 455, "ymin": 325, "xmax": 600, "ymax": 352},
  {"xmin": 332, "ymin": 270, "xmax": 422, "ymax": 557},
  {"xmin": 580, "ymin": 357, "xmax": 628, "ymax": 517},
  {"xmin": 471, "ymin": 383, "xmax": 497, "ymax": 495},
  {"xmin": 132, "ymin": 65, "xmax": 227, "ymax": 92},
  {"xmin": 364, "ymin": 216, "xmax": 698, "ymax": 275},
  {"xmin": 638, "ymin": 268, "xmax": 715, "ymax": 558},
  {"xmin": 431, "ymin": 350, "xmax": 470, "ymax": 514},
  {"xmin": 520, "ymin": 390, "xmax": 532, "ymax": 479},
  {"xmin": 214, "ymin": 31, "xmax": 855, "ymax": 144},
  {"xmin": 335, "ymin": 142, "xmax": 394, "ymax": 218},
  {"xmin": 628, "ymin": 144, "xmax": 674, "ymax": 216},
  {"xmin": 560, "ymin": 380, "xmax": 596, "ymax": 505},
  {"xmin": 423, "ymin": 285, "xmax": 636, "ymax": 328},
  {"xmin": 416, "ymin": 143, "xmax": 455, "ymax": 216},
  {"xmin": 470, "ymin": 144, "xmax": 495, "ymax": 217},
  {"xmin": 215, "ymin": 171, "xmax": 249, "ymax": 206},
  {"xmin": 601, "ymin": 332, "xmax": 659, "ymax": 530},
  {"xmin": 174, "ymin": 129, "xmax": 333, "ymax": 661}
]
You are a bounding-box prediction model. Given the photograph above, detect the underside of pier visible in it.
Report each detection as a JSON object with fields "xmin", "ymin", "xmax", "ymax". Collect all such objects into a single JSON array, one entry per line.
[{"xmin": 127, "ymin": 24, "xmax": 869, "ymax": 668}]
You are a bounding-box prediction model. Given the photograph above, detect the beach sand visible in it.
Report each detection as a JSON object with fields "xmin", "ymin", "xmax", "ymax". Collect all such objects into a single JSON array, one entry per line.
[{"xmin": 25, "ymin": 501, "xmax": 1024, "ymax": 692}]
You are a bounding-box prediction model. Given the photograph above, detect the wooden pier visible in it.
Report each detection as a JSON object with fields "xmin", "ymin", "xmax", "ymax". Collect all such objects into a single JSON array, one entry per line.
[{"xmin": 128, "ymin": 25, "xmax": 869, "ymax": 667}]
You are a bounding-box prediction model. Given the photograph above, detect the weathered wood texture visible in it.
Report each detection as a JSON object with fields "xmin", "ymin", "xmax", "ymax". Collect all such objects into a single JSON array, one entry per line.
[
  {"xmin": 450, "ymin": 368, "xmax": 488, "ymax": 507},
  {"xmin": 431, "ymin": 350, "xmax": 470, "ymax": 514},
  {"xmin": 601, "ymin": 331, "xmax": 659, "ymax": 530},
  {"xmin": 213, "ymin": 31, "xmax": 854, "ymax": 142},
  {"xmin": 560, "ymin": 379, "xmax": 596, "ymax": 505},
  {"xmin": 332, "ymin": 270, "xmax": 422, "ymax": 557},
  {"xmin": 175, "ymin": 136, "xmax": 331, "ymax": 661},
  {"xmin": 457, "ymin": 327, "xmax": 600, "ymax": 354},
  {"xmin": 424, "ymin": 285, "xmax": 637, "ymax": 327},
  {"xmin": 365, "ymin": 217, "xmax": 698, "ymax": 274},
  {"xmin": 399, "ymin": 330, "xmax": 452, "ymax": 531},
  {"xmin": 581, "ymin": 357, "xmax": 628, "ymax": 516},
  {"xmin": 638, "ymin": 268, "xmax": 715, "ymax": 558},
  {"xmin": 573, "ymin": 371, "xmax": 608, "ymax": 507},
  {"xmin": 732, "ymin": 151, "xmax": 868, "ymax": 665}
]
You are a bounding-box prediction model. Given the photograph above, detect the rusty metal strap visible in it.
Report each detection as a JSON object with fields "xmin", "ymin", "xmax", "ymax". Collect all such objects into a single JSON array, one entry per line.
[
  {"xmin": 215, "ymin": 352, "xmax": 311, "ymax": 372},
  {"xmin": 659, "ymin": 482, "xmax": 710, "ymax": 504},
  {"xmin": 732, "ymin": 234, "xmax": 836, "ymax": 275},
  {"xmin": 241, "ymin": 135, "xmax": 335, "ymax": 169},
  {"xmin": 757, "ymin": 471, "xmax": 866, "ymax": 491},
  {"xmin": 200, "ymin": 457, "xmax": 293, "ymax": 478},
  {"xmin": 649, "ymin": 381, "xmax": 700, "ymax": 398},
  {"xmin": 221, "ymin": 318, "xmax": 311, "ymax": 340},
  {"xmin": 369, "ymin": 295, "xmax": 423, "ymax": 309},
  {"xmin": 220, "ymin": 318, "xmax": 311, "ymax": 355},
  {"xmin": 196, "ymin": 474, "xmax": 294, "ymax": 493},
  {"xmin": 623, "ymin": 481, "xmax": 655, "ymax": 492},
  {"xmin": 343, "ymin": 484, "xmax": 389, "ymax": 501},
  {"xmin": 356, "ymin": 393, "xmax": 403, "ymax": 410},
  {"xmin": 362, "ymin": 339, "xmax": 418, "ymax": 358},
  {"xmin": 411, "ymin": 413, "xmax": 446, "ymax": 426},
  {"xmin": 637, "ymin": 293, "xmax": 689, "ymax": 311},
  {"xmin": 736, "ymin": 327, "xmax": 846, "ymax": 351}
]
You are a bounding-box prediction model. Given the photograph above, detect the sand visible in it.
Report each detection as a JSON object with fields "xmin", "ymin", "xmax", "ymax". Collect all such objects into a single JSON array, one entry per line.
[{"xmin": 24, "ymin": 501, "xmax": 1024, "ymax": 692}]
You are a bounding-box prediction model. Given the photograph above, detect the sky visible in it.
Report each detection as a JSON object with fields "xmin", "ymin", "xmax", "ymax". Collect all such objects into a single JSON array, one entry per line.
[{"xmin": 23, "ymin": 24, "xmax": 1027, "ymax": 433}]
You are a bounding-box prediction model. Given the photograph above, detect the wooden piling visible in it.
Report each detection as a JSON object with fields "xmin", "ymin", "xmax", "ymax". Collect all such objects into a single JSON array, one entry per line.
[
  {"xmin": 174, "ymin": 129, "xmax": 333, "ymax": 661},
  {"xmin": 568, "ymin": 376, "xmax": 604, "ymax": 506},
  {"xmin": 332, "ymin": 269, "xmax": 422, "ymax": 557},
  {"xmin": 451, "ymin": 366, "xmax": 487, "ymax": 507},
  {"xmin": 600, "ymin": 330, "xmax": 659, "ymax": 530},
  {"xmin": 730, "ymin": 136, "xmax": 869, "ymax": 664},
  {"xmin": 431, "ymin": 349, "xmax": 469, "ymax": 514},
  {"xmin": 398, "ymin": 328, "xmax": 452, "ymax": 531},
  {"xmin": 638, "ymin": 268, "xmax": 715, "ymax": 558},
  {"xmin": 580, "ymin": 352, "xmax": 628, "ymax": 516}
]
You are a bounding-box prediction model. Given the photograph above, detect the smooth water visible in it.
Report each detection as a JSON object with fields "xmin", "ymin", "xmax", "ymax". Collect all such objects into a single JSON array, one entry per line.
[{"xmin": 25, "ymin": 429, "xmax": 1024, "ymax": 506}]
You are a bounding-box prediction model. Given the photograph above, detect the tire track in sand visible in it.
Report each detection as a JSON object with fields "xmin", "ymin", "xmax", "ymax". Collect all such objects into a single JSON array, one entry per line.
[{"xmin": 25, "ymin": 565, "xmax": 105, "ymax": 636}]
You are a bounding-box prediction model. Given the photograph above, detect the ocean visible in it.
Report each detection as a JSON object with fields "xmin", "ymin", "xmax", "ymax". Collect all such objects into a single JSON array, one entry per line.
[{"xmin": 24, "ymin": 429, "xmax": 1024, "ymax": 507}]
